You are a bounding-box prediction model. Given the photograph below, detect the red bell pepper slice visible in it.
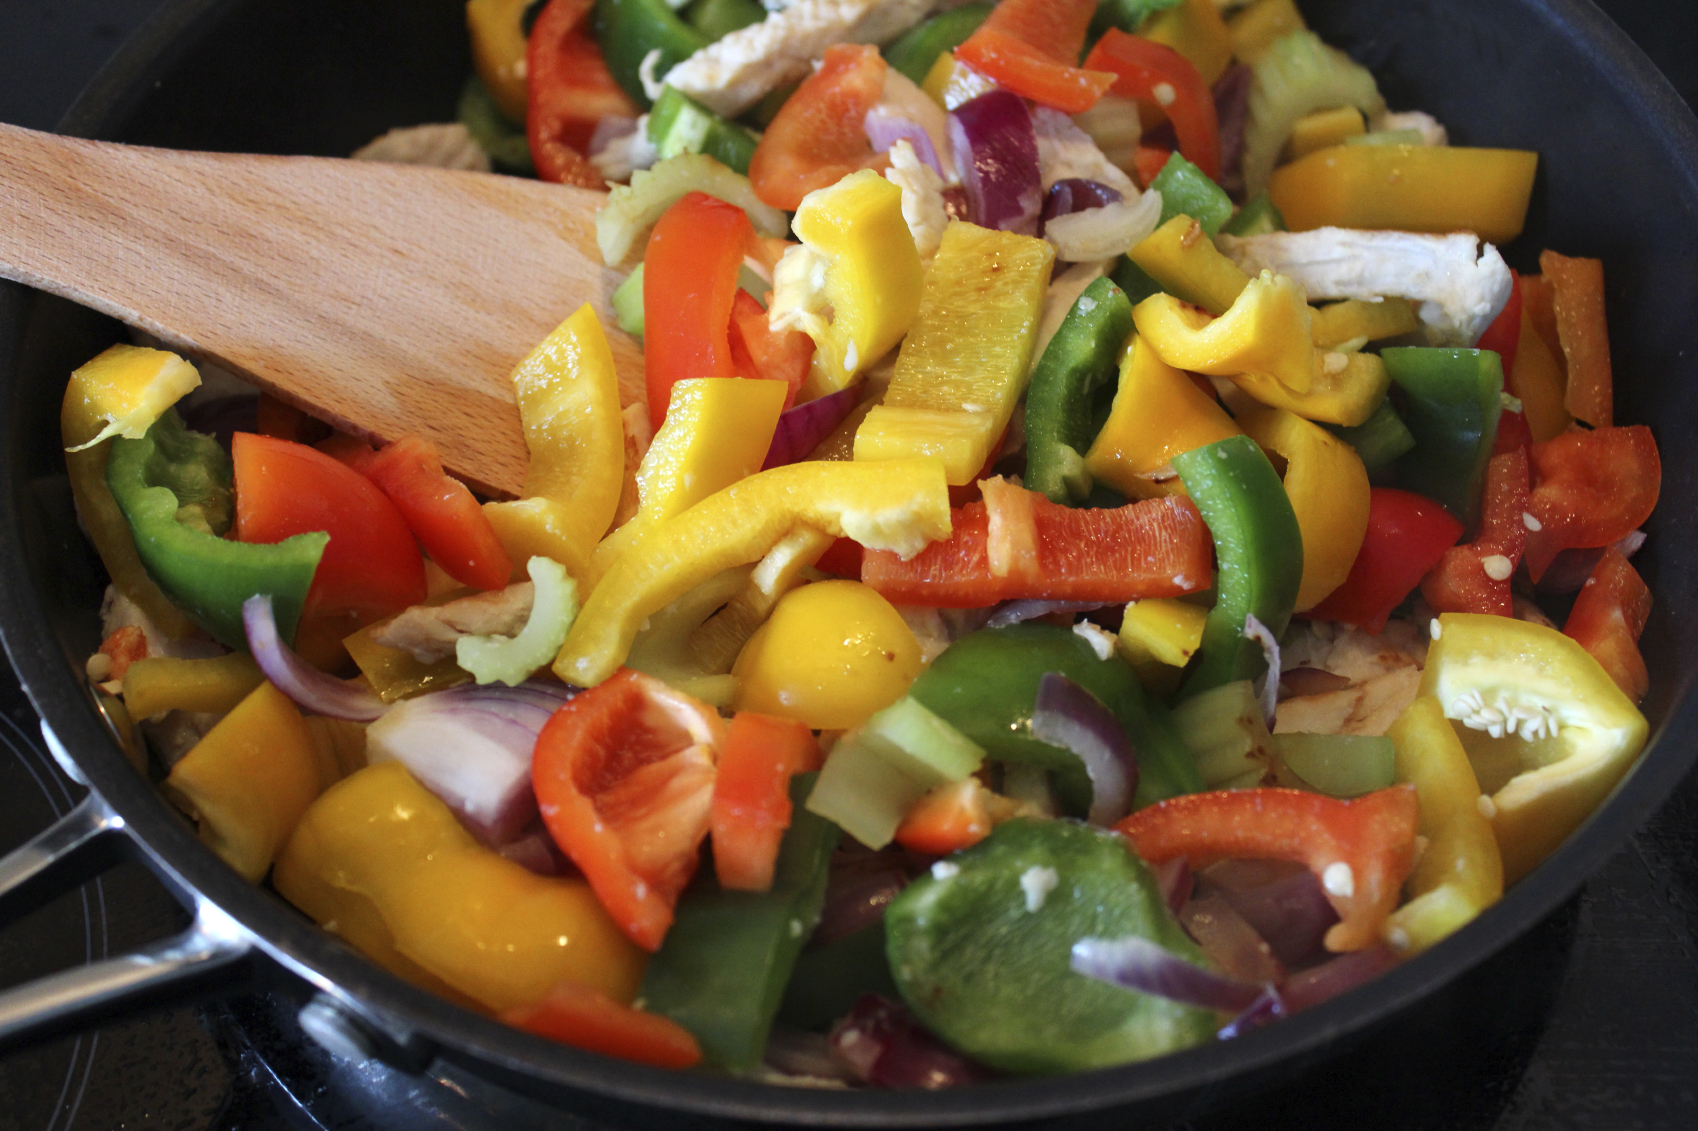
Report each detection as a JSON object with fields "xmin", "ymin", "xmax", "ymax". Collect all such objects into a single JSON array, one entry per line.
[
  {"xmin": 233, "ymin": 432, "xmax": 427, "ymax": 664},
  {"xmin": 1133, "ymin": 145, "xmax": 1174, "ymax": 189},
  {"xmin": 815, "ymin": 536, "xmax": 865, "ymax": 578},
  {"xmin": 727, "ymin": 289, "xmax": 811, "ymax": 409},
  {"xmin": 363, "ymin": 435, "xmax": 514, "ymax": 592},
  {"xmin": 1084, "ymin": 31, "xmax": 1220, "ymax": 180},
  {"xmin": 1523, "ymin": 424, "xmax": 1660, "ymax": 582},
  {"xmin": 1420, "ymin": 413, "xmax": 1530, "ymax": 618},
  {"xmin": 1564, "ymin": 546, "xmax": 1652, "ymax": 702},
  {"xmin": 860, "ymin": 490, "xmax": 1211, "ymax": 607},
  {"xmin": 526, "ymin": 0, "xmax": 638, "ymax": 189},
  {"xmin": 748, "ymin": 43, "xmax": 889, "ymax": 211},
  {"xmin": 642, "ymin": 192, "xmax": 757, "ymax": 428},
  {"xmin": 709, "ymin": 712, "xmax": 821, "ymax": 892},
  {"xmin": 894, "ymin": 778, "xmax": 999, "ymax": 856},
  {"xmin": 1539, "ymin": 250, "xmax": 1612, "ymax": 428},
  {"xmin": 502, "ymin": 980, "xmax": 703, "ymax": 1068},
  {"xmin": 953, "ymin": 0, "xmax": 1116, "ymax": 114},
  {"xmin": 1115, "ymin": 786, "xmax": 1419, "ymax": 953},
  {"xmin": 1475, "ymin": 269, "xmax": 1522, "ymax": 377},
  {"xmin": 1308, "ymin": 487, "xmax": 1463, "ymax": 633},
  {"xmin": 532, "ymin": 669, "xmax": 722, "ymax": 950},
  {"xmin": 317, "ymin": 432, "xmax": 378, "ymax": 475}
]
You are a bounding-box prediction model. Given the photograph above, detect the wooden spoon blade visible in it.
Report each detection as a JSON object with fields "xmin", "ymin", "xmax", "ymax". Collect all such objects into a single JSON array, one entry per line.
[{"xmin": 0, "ymin": 122, "xmax": 643, "ymax": 498}]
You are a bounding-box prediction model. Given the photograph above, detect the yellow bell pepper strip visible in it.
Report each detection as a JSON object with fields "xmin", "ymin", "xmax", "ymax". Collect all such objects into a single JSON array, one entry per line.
[
  {"xmin": 1309, "ymin": 298, "xmax": 1420, "ymax": 350},
  {"xmin": 1285, "ymin": 106, "xmax": 1364, "ymax": 159},
  {"xmin": 854, "ymin": 221, "xmax": 1054, "ymax": 485},
  {"xmin": 1084, "ymin": 333, "xmax": 1241, "ymax": 499},
  {"xmin": 587, "ymin": 376, "xmax": 787, "ymax": 588},
  {"xmin": 1509, "ymin": 302, "xmax": 1573, "ymax": 443},
  {"xmin": 276, "ymin": 761, "xmax": 645, "ymax": 1012},
  {"xmin": 121, "ymin": 653, "xmax": 264, "ymax": 720},
  {"xmin": 1118, "ymin": 597, "xmax": 1208, "ymax": 697},
  {"xmin": 1539, "ymin": 250, "xmax": 1613, "ymax": 428},
  {"xmin": 1237, "ymin": 406, "xmax": 1370, "ymax": 612},
  {"xmin": 1268, "ymin": 144, "xmax": 1539, "ymax": 246},
  {"xmin": 786, "ymin": 170, "xmax": 923, "ymax": 399},
  {"xmin": 1383, "ymin": 695, "xmax": 1503, "ymax": 954},
  {"xmin": 1142, "ymin": 0, "xmax": 1235, "ymax": 85},
  {"xmin": 302, "ymin": 715, "xmax": 369, "ymax": 791},
  {"xmin": 1420, "ymin": 613, "xmax": 1650, "ymax": 885},
  {"xmin": 1125, "ymin": 215, "xmax": 1252, "ymax": 316},
  {"xmin": 1135, "ymin": 280, "xmax": 1391, "ymax": 426},
  {"xmin": 61, "ymin": 345, "xmax": 200, "ymax": 640},
  {"xmin": 466, "ymin": 0, "xmax": 531, "ymax": 123},
  {"xmin": 343, "ymin": 620, "xmax": 472, "ymax": 703},
  {"xmin": 482, "ymin": 305, "xmax": 625, "ymax": 582},
  {"xmin": 164, "ymin": 681, "xmax": 323, "ymax": 882},
  {"xmin": 556, "ymin": 458, "xmax": 951, "ymax": 687},
  {"xmin": 1226, "ymin": 0, "xmax": 1305, "ymax": 65}
]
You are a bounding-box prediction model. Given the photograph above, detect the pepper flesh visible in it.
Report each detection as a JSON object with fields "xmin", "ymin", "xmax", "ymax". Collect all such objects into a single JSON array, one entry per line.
[
  {"xmin": 1383, "ymin": 346, "xmax": 1503, "ymax": 530},
  {"xmin": 1420, "ymin": 613, "xmax": 1649, "ymax": 884},
  {"xmin": 483, "ymin": 305, "xmax": 627, "ymax": 582},
  {"xmin": 1564, "ymin": 547, "xmax": 1652, "ymax": 703},
  {"xmin": 1084, "ymin": 30, "xmax": 1221, "ymax": 179},
  {"xmin": 952, "ymin": 0, "xmax": 1115, "ymax": 114},
  {"xmin": 1539, "ymin": 250, "xmax": 1613, "ymax": 428},
  {"xmin": 527, "ymin": 0, "xmax": 638, "ymax": 188},
  {"xmin": 1024, "ymin": 275, "xmax": 1136, "ymax": 504},
  {"xmin": 1126, "ymin": 215, "xmax": 1251, "ymax": 316},
  {"xmin": 1522, "ymin": 425, "xmax": 1660, "ymax": 583},
  {"xmin": 1084, "ymin": 333, "xmax": 1242, "ymax": 500},
  {"xmin": 121, "ymin": 653, "xmax": 264, "ymax": 721}
]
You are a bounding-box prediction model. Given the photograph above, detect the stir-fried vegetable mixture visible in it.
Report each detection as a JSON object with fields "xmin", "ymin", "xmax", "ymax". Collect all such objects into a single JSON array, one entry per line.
[{"xmin": 67, "ymin": 0, "xmax": 1661, "ymax": 1087}]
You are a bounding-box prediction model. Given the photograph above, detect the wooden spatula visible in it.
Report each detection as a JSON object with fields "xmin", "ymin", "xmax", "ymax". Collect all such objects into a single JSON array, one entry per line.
[{"xmin": 0, "ymin": 121, "xmax": 646, "ymax": 499}]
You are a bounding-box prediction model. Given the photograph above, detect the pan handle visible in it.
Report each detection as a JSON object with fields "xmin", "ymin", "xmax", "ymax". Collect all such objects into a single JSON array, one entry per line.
[{"xmin": 0, "ymin": 793, "xmax": 256, "ymax": 1053}]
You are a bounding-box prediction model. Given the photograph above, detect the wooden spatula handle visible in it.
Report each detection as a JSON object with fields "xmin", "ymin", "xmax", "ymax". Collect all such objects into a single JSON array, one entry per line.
[{"xmin": 0, "ymin": 121, "xmax": 639, "ymax": 498}]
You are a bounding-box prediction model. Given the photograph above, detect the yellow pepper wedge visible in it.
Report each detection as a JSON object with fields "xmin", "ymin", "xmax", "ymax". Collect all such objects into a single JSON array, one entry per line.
[
  {"xmin": 556, "ymin": 458, "xmax": 951, "ymax": 687},
  {"xmin": 1142, "ymin": 0, "xmax": 1235, "ymax": 84},
  {"xmin": 61, "ymin": 345, "xmax": 200, "ymax": 640},
  {"xmin": 1118, "ymin": 597, "xmax": 1209, "ymax": 697},
  {"xmin": 1236, "ymin": 406, "xmax": 1370, "ymax": 611},
  {"xmin": 165, "ymin": 681, "xmax": 323, "ymax": 882},
  {"xmin": 791, "ymin": 170, "xmax": 924, "ymax": 399},
  {"xmin": 1226, "ymin": 0, "xmax": 1306, "ymax": 65},
  {"xmin": 1126, "ymin": 216, "xmax": 1252, "ymax": 316},
  {"xmin": 586, "ymin": 377, "xmax": 787, "ymax": 588},
  {"xmin": 1510, "ymin": 304, "xmax": 1574, "ymax": 443},
  {"xmin": 302, "ymin": 715, "xmax": 369, "ymax": 791},
  {"xmin": 1310, "ymin": 297, "xmax": 1420, "ymax": 349},
  {"xmin": 687, "ymin": 524, "xmax": 837, "ymax": 673},
  {"xmin": 121, "ymin": 653, "xmax": 264, "ymax": 720},
  {"xmin": 1383, "ymin": 695, "xmax": 1503, "ymax": 954},
  {"xmin": 276, "ymin": 762, "xmax": 644, "ymax": 1013},
  {"xmin": 343, "ymin": 623, "xmax": 471, "ymax": 703},
  {"xmin": 1421, "ymin": 613, "xmax": 1649, "ymax": 884},
  {"xmin": 1268, "ymin": 144, "xmax": 1539, "ymax": 246},
  {"xmin": 483, "ymin": 305, "xmax": 626, "ymax": 582},
  {"xmin": 855, "ymin": 221, "xmax": 1053, "ymax": 484},
  {"xmin": 1285, "ymin": 106, "xmax": 1365, "ymax": 159},
  {"xmin": 1135, "ymin": 282, "xmax": 1390, "ymax": 425},
  {"xmin": 465, "ymin": 0, "xmax": 530, "ymax": 123},
  {"xmin": 1084, "ymin": 334, "xmax": 1240, "ymax": 498}
]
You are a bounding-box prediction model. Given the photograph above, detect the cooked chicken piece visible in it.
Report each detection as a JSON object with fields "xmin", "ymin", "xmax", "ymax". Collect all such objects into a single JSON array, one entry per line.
[
  {"xmin": 1274, "ymin": 666, "xmax": 1422, "ymax": 737},
  {"xmin": 885, "ymin": 140, "xmax": 949, "ymax": 262},
  {"xmin": 1280, "ymin": 618, "xmax": 1427, "ymax": 686},
  {"xmin": 370, "ymin": 583, "xmax": 535, "ymax": 664}
]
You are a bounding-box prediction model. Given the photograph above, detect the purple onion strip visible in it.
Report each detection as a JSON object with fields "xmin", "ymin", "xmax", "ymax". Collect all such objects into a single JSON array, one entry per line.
[
  {"xmin": 1217, "ymin": 984, "xmax": 1287, "ymax": 1039},
  {"xmin": 1041, "ymin": 178, "xmax": 1123, "ymax": 225},
  {"xmin": 762, "ymin": 386, "xmax": 862, "ymax": 471},
  {"xmin": 1242, "ymin": 613, "xmax": 1281, "ymax": 730},
  {"xmin": 242, "ymin": 594, "xmax": 386, "ymax": 721},
  {"xmin": 1071, "ymin": 936, "xmax": 1269, "ymax": 1014},
  {"xmin": 1031, "ymin": 672, "xmax": 1137, "ymax": 826},
  {"xmin": 864, "ymin": 108, "xmax": 944, "ymax": 175},
  {"xmin": 948, "ymin": 90, "xmax": 1043, "ymax": 235}
]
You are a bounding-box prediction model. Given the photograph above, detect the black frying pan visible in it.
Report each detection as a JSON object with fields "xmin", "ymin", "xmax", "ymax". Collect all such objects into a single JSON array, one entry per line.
[{"xmin": 3, "ymin": 0, "xmax": 1697, "ymax": 1126}]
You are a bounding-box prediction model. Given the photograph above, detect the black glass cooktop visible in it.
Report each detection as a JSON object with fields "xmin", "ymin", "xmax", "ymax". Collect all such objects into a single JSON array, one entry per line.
[{"xmin": 3, "ymin": 2, "xmax": 1698, "ymax": 1128}]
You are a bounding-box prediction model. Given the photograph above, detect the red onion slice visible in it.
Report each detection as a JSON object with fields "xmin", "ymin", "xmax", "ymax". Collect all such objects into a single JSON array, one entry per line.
[
  {"xmin": 1070, "ymin": 936, "xmax": 1268, "ymax": 1014},
  {"xmin": 865, "ymin": 109, "xmax": 944, "ymax": 175},
  {"xmin": 762, "ymin": 386, "xmax": 862, "ymax": 470},
  {"xmin": 985, "ymin": 600, "xmax": 1107, "ymax": 628},
  {"xmin": 1280, "ymin": 943, "xmax": 1400, "ymax": 1014},
  {"xmin": 1152, "ymin": 857, "xmax": 1193, "ymax": 914},
  {"xmin": 1216, "ymin": 983, "xmax": 1286, "ymax": 1039},
  {"xmin": 1242, "ymin": 613, "xmax": 1281, "ymax": 730},
  {"xmin": 1041, "ymin": 178, "xmax": 1123, "ymax": 225},
  {"xmin": 814, "ymin": 862, "xmax": 910, "ymax": 947},
  {"xmin": 1212, "ymin": 64, "xmax": 1253, "ymax": 199},
  {"xmin": 242, "ymin": 594, "xmax": 386, "ymax": 721},
  {"xmin": 829, "ymin": 995, "xmax": 993, "ymax": 1089},
  {"xmin": 948, "ymin": 90, "xmax": 1043, "ymax": 235},
  {"xmin": 1031, "ymin": 671, "xmax": 1137, "ymax": 826}
]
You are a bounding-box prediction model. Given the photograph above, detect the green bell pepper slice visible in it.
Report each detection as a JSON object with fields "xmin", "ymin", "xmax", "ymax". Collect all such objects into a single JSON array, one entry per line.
[
  {"xmin": 1326, "ymin": 395, "xmax": 1416, "ymax": 485},
  {"xmin": 683, "ymin": 0, "xmax": 764, "ymax": 40},
  {"xmin": 1152, "ymin": 151, "xmax": 1233, "ymax": 236},
  {"xmin": 1384, "ymin": 346, "xmax": 1503, "ymax": 529},
  {"xmin": 777, "ymin": 921, "xmax": 899, "ymax": 1031},
  {"xmin": 639, "ymin": 773, "xmax": 839, "ymax": 1070},
  {"xmin": 883, "ymin": 3, "xmax": 993, "ymax": 85},
  {"xmin": 908, "ymin": 623, "xmax": 1203, "ymax": 814},
  {"xmin": 106, "ymin": 410, "xmax": 326, "ymax": 650},
  {"xmin": 1220, "ymin": 190, "xmax": 1287, "ymax": 237},
  {"xmin": 647, "ymin": 85, "xmax": 761, "ymax": 175},
  {"xmin": 1171, "ymin": 434, "xmax": 1302, "ymax": 698},
  {"xmin": 595, "ymin": 0, "xmax": 710, "ymax": 110},
  {"xmin": 1024, "ymin": 276, "xmax": 1135, "ymax": 505}
]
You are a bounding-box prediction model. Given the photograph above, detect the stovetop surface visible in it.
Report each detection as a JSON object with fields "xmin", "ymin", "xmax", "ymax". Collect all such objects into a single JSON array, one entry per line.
[{"xmin": 3, "ymin": 2, "xmax": 1698, "ymax": 1128}]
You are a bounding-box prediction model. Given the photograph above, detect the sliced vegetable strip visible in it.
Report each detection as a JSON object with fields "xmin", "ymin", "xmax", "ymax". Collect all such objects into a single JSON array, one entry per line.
[
  {"xmin": 1084, "ymin": 30, "xmax": 1221, "ymax": 179},
  {"xmin": 749, "ymin": 44, "xmax": 888, "ymax": 211},
  {"xmin": 1309, "ymin": 487, "xmax": 1461, "ymax": 633},
  {"xmin": 643, "ymin": 193, "xmax": 756, "ymax": 427},
  {"xmin": 1116, "ymin": 785, "xmax": 1419, "ymax": 952},
  {"xmin": 710, "ymin": 712, "xmax": 822, "ymax": 892},
  {"xmin": 503, "ymin": 980, "xmax": 703, "ymax": 1068},
  {"xmin": 953, "ymin": 0, "xmax": 1115, "ymax": 114},
  {"xmin": 1420, "ymin": 425, "xmax": 1530, "ymax": 618},
  {"xmin": 1522, "ymin": 425, "xmax": 1660, "ymax": 582},
  {"xmin": 1539, "ymin": 250, "xmax": 1612, "ymax": 428},
  {"xmin": 527, "ymin": 0, "xmax": 637, "ymax": 188},
  {"xmin": 363, "ymin": 435, "xmax": 513, "ymax": 592},
  {"xmin": 1564, "ymin": 547, "xmax": 1652, "ymax": 702}
]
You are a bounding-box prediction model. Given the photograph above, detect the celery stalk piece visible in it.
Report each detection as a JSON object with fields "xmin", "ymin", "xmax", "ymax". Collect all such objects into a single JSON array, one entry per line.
[
  {"xmin": 805, "ymin": 697, "xmax": 986, "ymax": 849},
  {"xmin": 612, "ymin": 265, "xmax": 646, "ymax": 339},
  {"xmin": 595, "ymin": 153, "xmax": 788, "ymax": 267},
  {"xmin": 1273, "ymin": 732, "xmax": 1396, "ymax": 798},
  {"xmin": 1241, "ymin": 29, "xmax": 1385, "ymax": 198},
  {"xmin": 456, "ymin": 556, "xmax": 579, "ymax": 687},
  {"xmin": 1168, "ymin": 680, "xmax": 1274, "ymax": 788}
]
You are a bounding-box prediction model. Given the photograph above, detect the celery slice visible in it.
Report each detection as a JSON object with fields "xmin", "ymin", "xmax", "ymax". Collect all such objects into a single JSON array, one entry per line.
[
  {"xmin": 1168, "ymin": 680, "xmax": 1274, "ymax": 788},
  {"xmin": 595, "ymin": 153, "xmax": 788, "ymax": 267},
  {"xmin": 1241, "ymin": 30, "xmax": 1385, "ymax": 198},
  {"xmin": 455, "ymin": 557, "xmax": 579, "ymax": 687},
  {"xmin": 1273, "ymin": 732, "xmax": 1395, "ymax": 798}
]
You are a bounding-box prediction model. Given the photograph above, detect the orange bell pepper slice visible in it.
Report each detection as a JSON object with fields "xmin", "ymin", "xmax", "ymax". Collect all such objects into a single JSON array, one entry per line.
[
  {"xmin": 526, "ymin": 0, "xmax": 637, "ymax": 188},
  {"xmin": 1564, "ymin": 546, "xmax": 1653, "ymax": 702},
  {"xmin": 362, "ymin": 435, "xmax": 514, "ymax": 592},
  {"xmin": 1084, "ymin": 31, "xmax": 1220, "ymax": 180},
  {"xmin": 1116, "ymin": 786, "xmax": 1419, "ymax": 952},
  {"xmin": 748, "ymin": 44, "xmax": 889, "ymax": 211},
  {"xmin": 727, "ymin": 290, "xmax": 812, "ymax": 410},
  {"xmin": 1539, "ymin": 250, "xmax": 1612, "ymax": 428},
  {"xmin": 709, "ymin": 712, "xmax": 822, "ymax": 892},
  {"xmin": 1523, "ymin": 425, "xmax": 1660, "ymax": 582},
  {"xmin": 953, "ymin": 0, "xmax": 1115, "ymax": 114},
  {"xmin": 503, "ymin": 980, "xmax": 703, "ymax": 1069}
]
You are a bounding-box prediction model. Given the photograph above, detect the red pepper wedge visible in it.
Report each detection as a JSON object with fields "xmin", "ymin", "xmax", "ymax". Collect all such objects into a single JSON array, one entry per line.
[
  {"xmin": 953, "ymin": 0, "xmax": 1116, "ymax": 114},
  {"xmin": 363, "ymin": 435, "xmax": 514, "ymax": 592},
  {"xmin": 502, "ymin": 980, "xmax": 703, "ymax": 1068},
  {"xmin": 642, "ymin": 192, "xmax": 757, "ymax": 428},
  {"xmin": 1523, "ymin": 425, "xmax": 1660, "ymax": 583},
  {"xmin": 727, "ymin": 289, "xmax": 811, "ymax": 409},
  {"xmin": 894, "ymin": 777, "xmax": 998, "ymax": 856},
  {"xmin": 526, "ymin": 0, "xmax": 638, "ymax": 189},
  {"xmin": 709, "ymin": 712, "xmax": 821, "ymax": 892},
  {"xmin": 1420, "ymin": 414, "xmax": 1530, "ymax": 618},
  {"xmin": 1539, "ymin": 250, "xmax": 1612, "ymax": 428},
  {"xmin": 1134, "ymin": 145, "xmax": 1174, "ymax": 189},
  {"xmin": 233, "ymin": 432, "xmax": 427, "ymax": 665},
  {"xmin": 1308, "ymin": 487, "xmax": 1463, "ymax": 633},
  {"xmin": 748, "ymin": 44, "xmax": 889, "ymax": 211},
  {"xmin": 1564, "ymin": 546, "xmax": 1653, "ymax": 702},
  {"xmin": 533, "ymin": 669, "xmax": 722, "ymax": 950},
  {"xmin": 1115, "ymin": 786, "xmax": 1419, "ymax": 953},
  {"xmin": 860, "ymin": 491, "xmax": 1212, "ymax": 607},
  {"xmin": 1084, "ymin": 31, "xmax": 1220, "ymax": 180},
  {"xmin": 1475, "ymin": 269, "xmax": 1522, "ymax": 378}
]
